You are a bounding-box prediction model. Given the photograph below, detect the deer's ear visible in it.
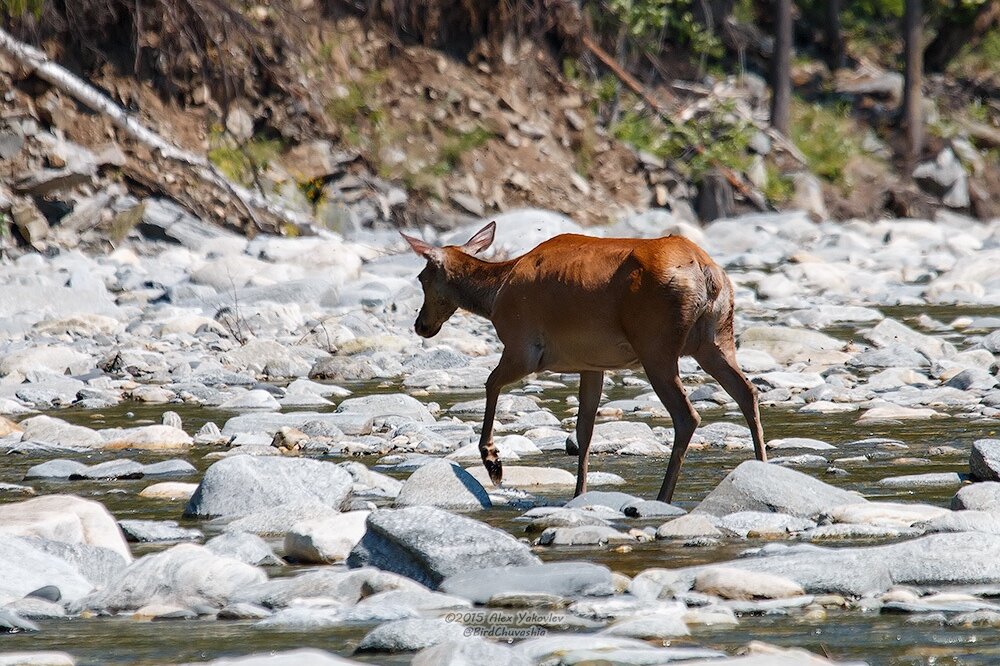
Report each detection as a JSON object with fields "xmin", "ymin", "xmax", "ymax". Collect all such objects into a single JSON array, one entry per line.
[
  {"xmin": 401, "ymin": 232, "xmax": 440, "ymax": 261},
  {"xmin": 462, "ymin": 221, "xmax": 496, "ymax": 255}
]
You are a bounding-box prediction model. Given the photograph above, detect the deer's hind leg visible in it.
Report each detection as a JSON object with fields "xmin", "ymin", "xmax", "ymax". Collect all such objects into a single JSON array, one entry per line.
[{"xmin": 694, "ymin": 340, "xmax": 766, "ymax": 464}]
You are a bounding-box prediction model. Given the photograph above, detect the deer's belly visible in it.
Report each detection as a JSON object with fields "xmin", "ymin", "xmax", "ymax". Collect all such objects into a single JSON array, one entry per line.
[{"xmin": 538, "ymin": 335, "xmax": 641, "ymax": 372}]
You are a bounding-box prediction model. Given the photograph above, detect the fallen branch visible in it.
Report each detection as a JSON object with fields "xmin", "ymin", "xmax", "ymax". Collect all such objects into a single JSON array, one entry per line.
[
  {"xmin": 583, "ymin": 34, "xmax": 771, "ymax": 212},
  {"xmin": 0, "ymin": 28, "xmax": 314, "ymax": 234}
]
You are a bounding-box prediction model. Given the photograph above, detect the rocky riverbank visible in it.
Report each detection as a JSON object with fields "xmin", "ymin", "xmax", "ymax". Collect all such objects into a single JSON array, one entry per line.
[{"xmin": 0, "ymin": 206, "xmax": 999, "ymax": 665}]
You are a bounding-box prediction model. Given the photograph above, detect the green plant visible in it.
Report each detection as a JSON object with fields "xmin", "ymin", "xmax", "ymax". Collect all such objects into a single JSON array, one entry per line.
[
  {"xmin": 790, "ymin": 100, "xmax": 860, "ymax": 185},
  {"xmin": 436, "ymin": 125, "xmax": 493, "ymax": 173},
  {"xmin": 207, "ymin": 128, "xmax": 283, "ymax": 188},
  {"xmin": 762, "ymin": 163, "xmax": 794, "ymax": 204},
  {"xmin": 1, "ymin": 0, "xmax": 44, "ymax": 18},
  {"xmin": 599, "ymin": 0, "xmax": 722, "ymax": 60}
]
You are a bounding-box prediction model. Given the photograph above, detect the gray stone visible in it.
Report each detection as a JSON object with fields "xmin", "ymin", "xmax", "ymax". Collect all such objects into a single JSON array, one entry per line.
[
  {"xmin": 717, "ymin": 511, "xmax": 816, "ymax": 538},
  {"xmin": 73, "ymin": 543, "xmax": 266, "ymax": 612},
  {"xmin": 336, "ymin": 393, "xmax": 435, "ymax": 423},
  {"xmin": 356, "ymin": 618, "xmax": 467, "ymax": 653},
  {"xmin": 0, "ymin": 537, "xmax": 95, "ymax": 603},
  {"xmin": 234, "ymin": 567, "xmax": 422, "ymax": 609},
  {"xmin": 952, "ymin": 483, "xmax": 1000, "ymax": 512},
  {"xmin": 0, "ymin": 609, "xmax": 38, "ymax": 633},
  {"xmin": 184, "ymin": 456, "xmax": 353, "ymax": 518},
  {"xmin": 412, "ymin": 638, "xmax": 531, "ymax": 666},
  {"xmin": 176, "ymin": 648, "xmax": 362, "ymax": 665},
  {"xmin": 394, "ymin": 460, "xmax": 491, "ymax": 510},
  {"xmin": 971, "ymin": 440, "xmax": 1000, "ymax": 482},
  {"xmin": 70, "ymin": 459, "xmax": 144, "ymax": 480},
  {"xmin": 692, "ymin": 461, "xmax": 866, "ymax": 519},
  {"xmin": 23, "ymin": 459, "xmax": 88, "ymax": 480},
  {"xmin": 877, "ymin": 472, "xmax": 966, "ymax": 488},
  {"xmin": 347, "ymin": 507, "xmax": 540, "ymax": 588},
  {"xmin": 537, "ymin": 525, "xmax": 634, "ymax": 546},
  {"xmin": 118, "ymin": 520, "xmax": 202, "ymax": 543},
  {"xmin": 440, "ymin": 562, "xmax": 614, "ymax": 603},
  {"xmin": 204, "ymin": 532, "xmax": 284, "ymax": 567}
]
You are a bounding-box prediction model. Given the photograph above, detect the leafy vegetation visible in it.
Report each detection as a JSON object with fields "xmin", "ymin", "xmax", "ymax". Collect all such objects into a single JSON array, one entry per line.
[
  {"xmin": 789, "ymin": 100, "xmax": 861, "ymax": 185},
  {"xmin": 1, "ymin": 0, "xmax": 44, "ymax": 17},
  {"xmin": 207, "ymin": 129, "xmax": 283, "ymax": 188},
  {"xmin": 597, "ymin": 0, "xmax": 723, "ymax": 60},
  {"xmin": 762, "ymin": 163, "xmax": 794, "ymax": 204}
]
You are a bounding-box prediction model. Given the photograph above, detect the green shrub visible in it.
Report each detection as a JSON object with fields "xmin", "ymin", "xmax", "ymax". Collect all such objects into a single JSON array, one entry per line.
[
  {"xmin": 790, "ymin": 100, "xmax": 860, "ymax": 185},
  {"xmin": 207, "ymin": 129, "xmax": 283, "ymax": 187}
]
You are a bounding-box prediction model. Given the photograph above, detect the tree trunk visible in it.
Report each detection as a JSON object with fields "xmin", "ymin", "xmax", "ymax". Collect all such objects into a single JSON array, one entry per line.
[
  {"xmin": 823, "ymin": 0, "xmax": 845, "ymax": 71},
  {"xmin": 924, "ymin": 0, "xmax": 1000, "ymax": 73},
  {"xmin": 902, "ymin": 0, "xmax": 923, "ymax": 165},
  {"xmin": 770, "ymin": 0, "xmax": 792, "ymax": 135}
]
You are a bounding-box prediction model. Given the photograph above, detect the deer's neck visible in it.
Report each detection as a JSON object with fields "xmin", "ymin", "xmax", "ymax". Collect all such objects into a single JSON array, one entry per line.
[{"xmin": 445, "ymin": 254, "xmax": 515, "ymax": 319}]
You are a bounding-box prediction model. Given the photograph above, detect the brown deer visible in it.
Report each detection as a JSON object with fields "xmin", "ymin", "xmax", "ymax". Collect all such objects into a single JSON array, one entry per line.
[{"xmin": 401, "ymin": 221, "xmax": 766, "ymax": 502}]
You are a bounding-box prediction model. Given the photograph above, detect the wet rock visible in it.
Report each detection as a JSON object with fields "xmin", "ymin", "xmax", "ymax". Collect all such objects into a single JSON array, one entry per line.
[
  {"xmin": 356, "ymin": 618, "xmax": 467, "ymax": 653},
  {"xmin": 74, "ymin": 543, "xmax": 266, "ymax": 612},
  {"xmin": 177, "ymin": 648, "xmax": 360, "ymax": 665},
  {"xmin": 863, "ymin": 318, "xmax": 952, "ymax": 361},
  {"xmin": 347, "ymin": 506, "xmax": 540, "ymax": 588},
  {"xmin": 216, "ymin": 602, "xmax": 273, "ymax": 620},
  {"xmin": 656, "ymin": 514, "xmax": 724, "ymax": 540},
  {"xmin": 184, "ymin": 456, "xmax": 353, "ymax": 518},
  {"xmin": 825, "ymin": 502, "xmax": 949, "ymax": 528},
  {"xmin": 283, "ymin": 511, "xmax": 370, "ymax": 563},
  {"xmin": 23, "ymin": 459, "xmax": 88, "ymax": 479},
  {"xmin": 394, "ymin": 460, "xmax": 491, "ymax": 510},
  {"xmin": 537, "ymin": 525, "xmax": 634, "ymax": 546},
  {"xmin": 0, "ymin": 537, "xmax": 95, "ymax": 603},
  {"xmin": 271, "ymin": 426, "xmax": 308, "ymax": 453},
  {"xmin": 856, "ymin": 405, "xmax": 943, "ymax": 423},
  {"xmin": 971, "ymin": 439, "xmax": 1000, "ymax": 482},
  {"xmin": 694, "ymin": 567, "xmax": 805, "ymax": 600},
  {"xmin": 99, "ymin": 425, "xmax": 192, "ymax": 452},
  {"xmin": 70, "ymin": 459, "xmax": 144, "ymax": 480},
  {"xmin": 767, "ymin": 438, "xmax": 836, "ymax": 451},
  {"xmin": 600, "ymin": 606, "xmax": 690, "ymax": 639},
  {"xmin": 876, "ymin": 472, "xmax": 966, "ymax": 488},
  {"xmin": 717, "ymin": 511, "xmax": 816, "ymax": 538},
  {"xmin": 336, "ymin": 393, "xmax": 435, "ymax": 423},
  {"xmin": 18, "ymin": 416, "xmax": 102, "ymax": 449},
  {"xmin": 0, "ymin": 609, "xmax": 39, "ymax": 633},
  {"xmin": 222, "ymin": 501, "xmax": 341, "ymax": 537},
  {"xmin": 515, "ymin": 634, "xmax": 722, "ymax": 665},
  {"xmin": 139, "ymin": 482, "xmax": 199, "ymax": 500},
  {"xmin": 118, "ymin": 520, "xmax": 203, "ymax": 543},
  {"xmin": 0, "ymin": 495, "xmax": 131, "ymax": 562},
  {"xmin": 204, "ymin": 532, "xmax": 283, "ymax": 567},
  {"xmin": 439, "ymin": 562, "xmax": 614, "ymax": 603},
  {"xmin": 692, "ymin": 461, "xmax": 865, "ymax": 519},
  {"xmin": 918, "ymin": 511, "xmax": 1000, "ymax": 535}
]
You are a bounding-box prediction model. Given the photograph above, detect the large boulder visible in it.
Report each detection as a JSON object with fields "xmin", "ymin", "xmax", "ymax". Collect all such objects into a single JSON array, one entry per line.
[
  {"xmin": 184, "ymin": 456, "xmax": 353, "ymax": 518},
  {"xmin": 971, "ymin": 439, "xmax": 1000, "ymax": 482},
  {"xmin": 0, "ymin": 536, "xmax": 96, "ymax": 604},
  {"xmin": 283, "ymin": 511, "xmax": 371, "ymax": 564},
  {"xmin": 335, "ymin": 393, "xmax": 435, "ymax": 424},
  {"xmin": 439, "ymin": 561, "xmax": 614, "ymax": 603},
  {"xmin": 74, "ymin": 543, "xmax": 266, "ymax": 612},
  {"xmin": 17, "ymin": 415, "xmax": 102, "ymax": 448},
  {"xmin": 394, "ymin": 461, "xmax": 491, "ymax": 510},
  {"xmin": 953, "ymin": 483, "xmax": 1000, "ymax": 512},
  {"xmin": 692, "ymin": 461, "xmax": 865, "ymax": 519},
  {"xmin": 178, "ymin": 649, "xmax": 362, "ymax": 665},
  {"xmin": 347, "ymin": 507, "xmax": 540, "ymax": 588},
  {"xmin": 0, "ymin": 495, "xmax": 131, "ymax": 561}
]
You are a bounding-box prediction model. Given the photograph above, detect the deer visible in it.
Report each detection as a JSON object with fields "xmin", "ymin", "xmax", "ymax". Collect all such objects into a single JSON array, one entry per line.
[{"xmin": 401, "ymin": 221, "xmax": 766, "ymax": 503}]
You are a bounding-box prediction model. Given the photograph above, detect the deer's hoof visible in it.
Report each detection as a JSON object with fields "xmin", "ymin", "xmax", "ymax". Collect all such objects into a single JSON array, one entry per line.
[{"xmin": 485, "ymin": 458, "xmax": 503, "ymax": 486}]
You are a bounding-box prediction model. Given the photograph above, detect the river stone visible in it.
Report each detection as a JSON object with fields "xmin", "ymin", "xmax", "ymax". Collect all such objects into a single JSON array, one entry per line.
[
  {"xmin": 971, "ymin": 439, "xmax": 1000, "ymax": 482},
  {"xmin": 918, "ymin": 511, "xmax": 1000, "ymax": 535},
  {"xmin": 412, "ymin": 637, "xmax": 531, "ymax": 666},
  {"xmin": 394, "ymin": 460, "xmax": 491, "ymax": 510},
  {"xmin": 692, "ymin": 461, "xmax": 865, "ymax": 519},
  {"xmin": 140, "ymin": 459, "xmax": 198, "ymax": 477},
  {"xmin": 656, "ymin": 514, "xmax": 723, "ymax": 539},
  {"xmin": 537, "ymin": 525, "xmax": 635, "ymax": 546},
  {"xmin": 336, "ymin": 393, "xmax": 435, "ymax": 423},
  {"xmin": 234, "ymin": 567, "xmax": 423, "ymax": 609},
  {"xmin": 283, "ymin": 511, "xmax": 370, "ymax": 563},
  {"xmin": 221, "ymin": 411, "xmax": 373, "ymax": 438},
  {"xmin": 177, "ymin": 648, "xmax": 363, "ymax": 665},
  {"xmin": 70, "ymin": 459, "xmax": 144, "ymax": 480},
  {"xmin": 0, "ymin": 536, "xmax": 95, "ymax": 604},
  {"xmin": 23, "ymin": 459, "xmax": 88, "ymax": 479},
  {"xmin": 222, "ymin": 501, "xmax": 341, "ymax": 537},
  {"xmin": 876, "ymin": 472, "xmax": 966, "ymax": 488},
  {"xmin": 18, "ymin": 415, "xmax": 102, "ymax": 448},
  {"xmin": 204, "ymin": 532, "xmax": 283, "ymax": 567},
  {"xmin": 118, "ymin": 520, "xmax": 202, "ymax": 543},
  {"xmin": 139, "ymin": 482, "xmax": 199, "ymax": 500},
  {"xmin": 74, "ymin": 543, "xmax": 266, "ymax": 612},
  {"xmin": 184, "ymin": 456, "xmax": 353, "ymax": 518},
  {"xmin": 440, "ymin": 562, "xmax": 615, "ymax": 603},
  {"xmin": 674, "ymin": 532, "xmax": 1000, "ymax": 597},
  {"xmin": 347, "ymin": 506, "xmax": 540, "ymax": 588},
  {"xmin": 565, "ymin": 491, "xmax": 684, "ymax": 518},
  {"xmin": 99, "ymin": 425, "xmax": 192, "ymax": 451},
  {"xmin": 465, "ymin": 465, "xmax": 575, "ymax": 487},
  {"xmin": 0, "ymin": 494, "xmax": 131, "ymax": 561},
  {"xmin": 825, "ymin": 502, "xmax": 950, "ymax": 528},
  {"xmin": 952, "ymin": 483, "xmax": 1000, "ymax": 512},
  {"xmin": 717, "ymin": 511, "xmax": 816, "ymax": 538},
  {"xmin": 693, "ymin": 567, "xmax": 805, "ymax": 600},
  {"xmin": 767, "ymin": 438, "xmax": 836, "ymax": 451},
  {"xmin": 864, "ymin": 317, "xmax": 952, "ymax": 361},
  {"xmin": 356, "ymin": 618, "xmax": 467, "ymax": 652},
  {"xmin": 515, "ymin": 634, "xmax": 722, "ymax": 665}
]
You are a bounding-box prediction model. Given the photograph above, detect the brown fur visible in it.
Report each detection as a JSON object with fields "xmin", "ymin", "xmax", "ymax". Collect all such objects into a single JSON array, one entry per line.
[{"xmin": 403, "ymin": 223, "xmax": 766, "ymax": 501}]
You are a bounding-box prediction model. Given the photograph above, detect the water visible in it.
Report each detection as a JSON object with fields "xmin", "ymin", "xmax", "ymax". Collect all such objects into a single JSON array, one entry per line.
[{"xmin": 2, "ymin": 311, "xmax": 999, "ymax": 664}]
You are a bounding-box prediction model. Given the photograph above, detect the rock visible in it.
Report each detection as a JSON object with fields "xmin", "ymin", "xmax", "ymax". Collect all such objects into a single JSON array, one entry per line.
[
  {"xmin": 537, "ymin": 525, "xmax": 634, "ymax": 546},
  {"xmin": 914, "ymin": 148, "xmax": 969, "ymax": 208},
  {"xmin": 952, "ymin": 483, "xmax": 1000, "ymax": 512},
  {"xmin": 356, "ymin": 618, "xmax": 467, "ymax": 653},
  {"xmin": 99, "ymin": 425, "xmax": 192, "ymax": 451},
  {"xmin": 825, "ymin": 502, "xmax": 949, "ymax": 528},
  {"xmin": 0, "ymin": 495, "xmax": 131, "ymax": 562},
  {"xmin": 656, "ymin": 514, "xmax": 723, "ymax": 539},
  {"xmin": 218, "ymin": 390, "xmax": 282, "ymax": 411},
  {"xmin": 223, "ymin": 501, "xmax": 341, "ymax": 536},
  {"xmin": 217, "ymin": 602, "xmax": 273, "ymax": 620},
  {"xmin": 139, "ymin": 482, "xmax": 199, "ymax": 500},
  {"xmin": 271, "ymin": 427, "xmax": 308, "ymax": 453},
  {"xmin": 856, "ymin": 405, "xmax": 943, "ymax": 423},
  {"xmin": 694, "ymin": 567, "xmax": 805, "ymax": 600},
  {"xmin": 394, "ymin": 461, "xmax": 491, "ymax": 510},
  {"xmin": 600, "ymin": 605, "xmax": 690, "ymax": 639},
  {"xmin": 70, "ymin": 459, "xmax": 144, "ymax": 480},
  {"xmin": 0, "ymin": 536, "xmax": 95, "ymax": 603},
  {"xmin": 184, "ymin": 456, "xmax": 353, "ymax": 518},
  {"xmin": 74, "ymin": 543, "xmax": 266, "ymax": 612},
  {"xmin": 738, "ymin": 326, "xmax": 848, "ymax": 365},
  {"xmin": 118, "ymin": 520, "xmax": 202, "ymax": 543},
  {"xmin": 863, "ymin": 318, "xmax": 951, "ymax": 361},
  {"xmin": 336, "ymin": 393, "xmax": 435, "ymax": 423},
  {"xmin": 412, "ymin": 638, "xmax": 531, "ymax": 666},
  {"xmin": 515, "ymin": 635, "xmax": 722, "ymax": 665},
  {"xmin": 717, "ymin": 511, "xmax": 816, "ymax": 538},
  {"xmin": 0, "ymin": 609, "xmax": 39, "ymax": 633},
  {"xmin": 566, "ymin": 491, "xmax": 684, "ymax": 518},
  {"xmin": 347, "ymin": 507, "xmax": 540, "ymax": 588},
  {"xmin": 876, "ymin": 472, "xmax": 966, "ymax": 488},
  {"xmin": 18, "ymin": 416, "xmax": 102, "ymax": 449},
  {"xmin": 465, "ymin": 465, "xmax": 575, "ymax": 487},
  {"xmin": 283, "ymin": 511, "xmax": 370, "ymax": 563},
  {"xmin": 204, "ymin": 532, "xmax": 283, "ymax": 567},
  {"xmin": 791, "ymin": 172, "xmax": 828, "ymax": 221},
  {"xmin": 692, "ymin": 461, "xmax": 865, "ymax": 519},
  {"xmin": 695, "ymin": 169, "xmax": 735, "ymax": 222},
  {"xmin": 918, "ymin": 510, "xmax": 1000, "ymax": 535},
  {"xmin": 162, "ymin": 411, "xmax": 183, "ymax": 429},
  {"xmin": 439, "ymin": 562, "xmax": 614, "ymax": 603},
  {"xmin": 177, "ymin": 648, "xmax": 361, "ymax": 665},
  {"xmin": 971, "ymin": 439, "xmax": 1000, "ymax": 482},
  {"xmin": 673, "ymin": 533, "xmax": 1000, "ymax": 597},
  {"xmin": 767, "ymin": 438, "xmax": 837, "ymax": 451},
  {"xmin": 23, "ymin": 459, "xmax": 88, "ymax": 479}
]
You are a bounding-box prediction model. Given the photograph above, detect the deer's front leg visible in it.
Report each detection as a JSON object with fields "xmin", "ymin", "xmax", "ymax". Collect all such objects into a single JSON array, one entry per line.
[
  {"xmin": 574, "ymin": 370, "xmax": 604, "ymax": 497},
  {"xmin": 479, "ymin": 350, "xmax": 536, "ymax": 486}
]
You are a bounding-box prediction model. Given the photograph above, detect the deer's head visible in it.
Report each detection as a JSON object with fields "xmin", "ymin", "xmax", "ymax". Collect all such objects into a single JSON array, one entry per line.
[{"xmin": 401, "ymin": 221, "xmax": 496, "ymax": 338}]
